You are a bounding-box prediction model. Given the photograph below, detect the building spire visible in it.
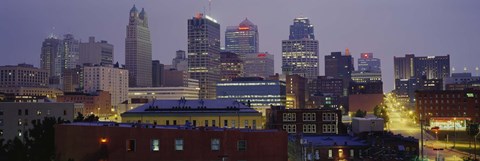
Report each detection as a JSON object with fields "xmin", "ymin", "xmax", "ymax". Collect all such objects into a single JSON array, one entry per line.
[{"xmin": 130, "ymin": 4, "xmax": 138, "ymax": 13}]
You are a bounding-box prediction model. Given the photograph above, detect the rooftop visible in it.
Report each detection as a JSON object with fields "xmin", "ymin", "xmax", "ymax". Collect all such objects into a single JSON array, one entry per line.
[
  {"xmin": 300, "ymin": 135, "xmax": 368, "ymax": 147},
  {"xmin": 123, "ymin": 99, "xmax": 260, "ymax": 113},
  {"xmin": 61, "ymin": 122, "xmax": 278, "ymax": 133}
]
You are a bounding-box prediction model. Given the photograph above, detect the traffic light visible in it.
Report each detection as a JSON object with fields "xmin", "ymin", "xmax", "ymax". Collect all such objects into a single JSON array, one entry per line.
[{"xmin": 467, "ymin": 123, "xmax": 479, "ymax": 136}]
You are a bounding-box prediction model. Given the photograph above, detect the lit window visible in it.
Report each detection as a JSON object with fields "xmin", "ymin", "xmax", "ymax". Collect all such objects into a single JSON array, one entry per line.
[
  {"xmin": 151, "ymin": 139, "xmax": 159, "ymax": 152},
  {"xmin": 328, "ymin": 149, "xmax": 333, "ymax": 158},
  {"xmin": 175, "ymin": 139, "xmax": 184, "ymax": 151},
  {"xmin": 211, "ymin": 139, "xmax": 220, "ymax": 151}
]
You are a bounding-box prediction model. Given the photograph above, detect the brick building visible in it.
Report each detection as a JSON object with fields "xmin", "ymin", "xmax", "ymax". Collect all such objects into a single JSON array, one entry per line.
[
  {"xmin": 55, "ymin": 122, "xmax": 288, "ymax": 161},
  {"xmin": 415, "ymin": 89, "xmax": 480, "ymax": 129},
  {"xmin": 57, "ymin": 90, "xmax": 112, "ymax": 116},
  {"xmin": 266, "ymin": 106, "xmax": 346, "ymax": 135}
]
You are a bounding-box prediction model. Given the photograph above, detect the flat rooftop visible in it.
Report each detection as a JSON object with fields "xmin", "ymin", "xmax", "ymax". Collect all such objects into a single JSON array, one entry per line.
[{"xmin": 60, "ymin": 122, "xmax": 279, "ymax": 133}]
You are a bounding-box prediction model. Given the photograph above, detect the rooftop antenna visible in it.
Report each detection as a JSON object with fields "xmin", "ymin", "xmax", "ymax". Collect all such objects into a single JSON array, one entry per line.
[
  {"xmin": 48, "ymin": 27, "xmax": 57, "ymax": 39},
  {"xmin": 209, "ymin": 0, "xmax": 212, "ymax": 15}
]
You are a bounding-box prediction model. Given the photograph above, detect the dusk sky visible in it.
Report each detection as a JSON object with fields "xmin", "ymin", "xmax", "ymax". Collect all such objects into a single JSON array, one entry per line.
[{"xmin": 1, "ymin": 0, "xmax": 480, "ymax": 91}]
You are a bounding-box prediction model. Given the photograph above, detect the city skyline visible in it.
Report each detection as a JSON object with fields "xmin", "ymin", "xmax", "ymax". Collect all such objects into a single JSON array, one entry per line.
[{"xmin": 1, "ymin": 1, "xmax": 480, "ymax": 92}]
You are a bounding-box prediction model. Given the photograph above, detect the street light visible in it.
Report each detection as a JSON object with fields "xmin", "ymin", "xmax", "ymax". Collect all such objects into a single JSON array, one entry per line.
[{"xmin": 453, "ymin": 117, "xmax": 457, "ymax": 148}]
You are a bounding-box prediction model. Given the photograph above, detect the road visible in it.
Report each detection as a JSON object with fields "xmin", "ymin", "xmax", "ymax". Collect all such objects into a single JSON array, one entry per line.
[{"xmin": 385, "ymin": 95, "xmax": 469, "ymax": 161}]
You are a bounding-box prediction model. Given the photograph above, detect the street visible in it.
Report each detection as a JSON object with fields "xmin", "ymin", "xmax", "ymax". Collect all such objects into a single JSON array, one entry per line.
[{"xmin": 385, "ymin": 95, "xmax": 469, "ymax": 161}]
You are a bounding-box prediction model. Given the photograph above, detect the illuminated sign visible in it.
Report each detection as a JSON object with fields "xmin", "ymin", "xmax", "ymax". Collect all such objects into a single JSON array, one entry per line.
[
  {"xmin": 238, "ymin": 27, "xmax": 250, "ymax": 30},
  {"xmin": 257, "ymin": 53, "xmax": 267, "ymax": 58}
]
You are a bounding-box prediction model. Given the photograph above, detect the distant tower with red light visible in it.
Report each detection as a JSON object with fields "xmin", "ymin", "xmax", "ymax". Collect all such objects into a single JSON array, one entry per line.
[
  {"xmin": 225, "ymin": 18, "xmax": 259, "ymax": 54},
  {"xmin": 358, "ymin": 53, "xmax": 381, "ymax": 72}
]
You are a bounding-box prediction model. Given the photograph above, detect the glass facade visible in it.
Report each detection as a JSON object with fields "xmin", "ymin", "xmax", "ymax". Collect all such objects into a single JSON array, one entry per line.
[
  {"xmin": 216, "ymin": 79, "xmax": 286, "ymax": 108},
  {"xmin": 225, "ymin": 18, "xmax": 259, "ymax": 55},
  {"xmin": 282, "ymin": 17, "xmax": 319, "ymax": 81}
]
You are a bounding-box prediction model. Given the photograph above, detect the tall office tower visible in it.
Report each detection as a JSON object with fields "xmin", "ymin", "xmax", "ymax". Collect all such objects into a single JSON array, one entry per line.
[
  {"xmin": 62, "ymin": 34, "xmax": 80, "ymax": 69},
  {"xmin": 79, "ymin": 36, "xmax": 114, "ymax": 65},
  {"xmin": 125, "ymin": 5, "xmax": 152, "ymax": 87},
  {"xmin": 289, "ymin": 17, "xmax": 315, "ymax": 40},
  {"xmin": 394, "ymin": 54, "xmax": 450, "ymax": 80},
  {"xmin": 325, "ymin": 52, "xmax": 354, "ymax": 79},
  {"xmin": 413, "ymin": 55, "xmax": 450, "ymax": 79},
  {"xmin": 187, "ymin": 13, "xmax": 221, "ymax": 99},
  {"xmin": 358, "ymin": 53, "xmax": 381, "ymax": 72},
  {"xmin": 40, "ymin": 35, "xmax": 62, "ymax": 79},
  {"xmin": 281, "ymin": 17, "xmax": 319, "ymax": 81},
  {"xmin": 325, "ymin": 52, "xmax": 354, "ymax": 96},
  {"xmin": 172, "ymin": 50, "xmax": 188, "ymax": 71},
  {"xmin": 219, "ymin": 52, "xmax": 244, "ymax": 81},
  {"xmin": 242, "ymin": 52, "xmax": 274, "ymax": 79},
  {"xmin": 225, "ymin": 18, "xmax": 259, "ymax": 54},
  {"xmin": 83, "ymin": 64, "xmax": 128, "ymax": 109},
  {"xmin": 394, "ymin": 54, "xmax": 416, "ymax": 79},
  {"xmin": 152, "ymin": 60, "xmax": 164, "ymax": 87}
]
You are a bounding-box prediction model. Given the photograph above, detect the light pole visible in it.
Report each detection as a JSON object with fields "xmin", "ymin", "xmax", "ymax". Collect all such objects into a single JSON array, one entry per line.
[
  {"xmin": 475, "ymin": 131, "xmax": 479, "ymax": 161},
  {"xmin": 453, "ymin": 117, "xmax": 456, "ymax": 148}
]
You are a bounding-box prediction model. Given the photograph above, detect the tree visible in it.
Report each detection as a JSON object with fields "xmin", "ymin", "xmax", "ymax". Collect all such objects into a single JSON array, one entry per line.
[
  {"xmin": 288, "ymin": 139, "xmax": 302, "ymax": 161},
  {"xmin": 25, "ymin": 117, "xmax": 68, "ymax": 161},
  {"xmin": 354, "ymin": 109, "xmax": 367, "ymax": 118},
  {"xmin": 4, "ymin": 137, "xmax": 28, "ymax": 161},
  {"xmin": 74, "ymin": 113, "xmax": 99, "ymax": 122},
  {"xmin": 73, "ymin": 112, "xmax": 85, "ymax": 122}
]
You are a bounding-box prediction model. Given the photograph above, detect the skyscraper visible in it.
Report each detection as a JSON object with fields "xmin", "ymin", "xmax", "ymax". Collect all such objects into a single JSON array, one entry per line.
[
  {"xmin": 242, "ymin": 52, "xmax": 274, "ymax": 79},
  {"xmin": 79, "ymin": 36, "xmax": 114, "ymax": 65},
  {"xmin": 281, "ymin": 17, "xmax": 319, "ymax": 81},
  {"xmin": 188, "ymin": 13, "xmax": 221, "ymax": 99},
  {"xmin": 219, "ymin": 51, "xmax": 244, "ymax": 81},
  {"xmin": 393, "ymin": 54, "xmax": 416, "ymax": 79},
  {"xmin": 394, "ymin": 54, "xmax": 450, "ymax": 80},
  {"xmin": 325, "ymin": 52, "xmax": 354, "ymax": 96},
  {"xmin": 225, "ymin": 18, "xmax": 259, "ymax": 54},
  {"xmin": 358, "ymin": 53, "xmax": 381, "ymax": 72},
  {"xmin": 62, "ymin": 34, "xmax": 80, "ymax": 69},
  {"xmin": 40, "ymin": 34, "xmax": 80, "ymax": 85},
  {"xmin": 152, "ymin": 60, "xmax": 164, "ymax": 87},
  {"xmin": 289, "ymin": 17, "xmax": 315, "ymax": 40},
  {"xmin": 125, "ymin": 5, "xmax": 152, "ymax": 87},
  {"xmin": 172, "ymin": 50, "xmax": 188, "ymax": 71},
  {"xmin": 41, "ymin": 35, "xmax": 62, "ymax": 79},
  {"xmin": 325, "ymin": 52, "xmax": 354, "ymax": 80}
]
